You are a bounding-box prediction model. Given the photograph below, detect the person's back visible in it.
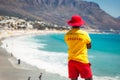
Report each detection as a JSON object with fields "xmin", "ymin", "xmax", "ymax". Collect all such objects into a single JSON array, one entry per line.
[{"xmin": 65, "ymin": 28, "xmax": 91, "ymax": 63}]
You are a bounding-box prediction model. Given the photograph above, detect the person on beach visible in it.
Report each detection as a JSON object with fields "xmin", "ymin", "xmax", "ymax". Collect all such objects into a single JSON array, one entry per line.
[
  {"xmin": 39, "ymin": 72, "xmax": 42, "ymax": 80},
  {"xmin": 18, "ymin": 59, "xmax": 21, "ymax": 64},
  {"xmin": 64, "ymin": 15, "xmax": 93, "ymax": 80},
  {"xmin": 28, "ymin": 76, "xmax": 31, "ymax": 80}
]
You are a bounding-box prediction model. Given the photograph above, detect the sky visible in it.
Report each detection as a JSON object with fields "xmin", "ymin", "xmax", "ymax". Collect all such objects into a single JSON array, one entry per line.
[{"xmin": 84, "ymin": 0, "xmax": 120, "ymax": 18}]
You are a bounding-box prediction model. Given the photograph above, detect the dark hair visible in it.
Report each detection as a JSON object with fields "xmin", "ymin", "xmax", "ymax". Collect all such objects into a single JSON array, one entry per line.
[{"xmin": 72, "ymin": 26, "xmax": 80, "ymax": 28}]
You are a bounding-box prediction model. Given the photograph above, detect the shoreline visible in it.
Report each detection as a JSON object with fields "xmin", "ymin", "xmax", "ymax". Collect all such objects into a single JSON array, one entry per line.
[
  {"xmin": 0, "ymin": 30, "xmax": 68, "ymax": 80},
  {"xmin": 1, "ymin": 29, "xmax": 120, "ymax": 80}
]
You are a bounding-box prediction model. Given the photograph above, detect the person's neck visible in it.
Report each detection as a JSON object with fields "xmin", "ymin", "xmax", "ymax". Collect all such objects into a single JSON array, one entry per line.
[{"xmin": 72, "ymin": 26, "xmax": 80, "ymax": 29}]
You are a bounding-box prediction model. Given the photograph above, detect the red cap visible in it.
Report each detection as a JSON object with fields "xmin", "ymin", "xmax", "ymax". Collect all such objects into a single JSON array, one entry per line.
[{"xmin": 67, "ymin": 15, "xmax": 85, "ymax": 27}]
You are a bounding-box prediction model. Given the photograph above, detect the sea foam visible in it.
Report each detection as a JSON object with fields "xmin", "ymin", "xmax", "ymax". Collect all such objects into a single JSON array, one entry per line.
[{"xmin": 1, "ymin": 36, "xmax": 68, "ymax": 77}]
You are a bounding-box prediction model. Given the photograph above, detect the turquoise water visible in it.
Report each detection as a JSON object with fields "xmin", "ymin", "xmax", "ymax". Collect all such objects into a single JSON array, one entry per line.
[
  {"xmin": 32, "ymin": 33, "xmax": 120, "ymax": 77},
  {"xmin": 33, "ymin": 33, "xmax": 67, "ymax": 53},
  {"xmin": 89, "ymin": 34, "xmax": 120, "ymax": 77}
]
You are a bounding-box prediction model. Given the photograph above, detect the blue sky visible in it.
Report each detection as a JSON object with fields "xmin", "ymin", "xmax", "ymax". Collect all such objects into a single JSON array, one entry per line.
[{"xmin": 84, "ymin": 0, "xmax": 120, "ymax": 18}]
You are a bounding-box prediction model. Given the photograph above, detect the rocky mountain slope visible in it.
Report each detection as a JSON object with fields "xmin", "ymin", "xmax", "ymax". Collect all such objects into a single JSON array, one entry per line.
[{"xmin": 0, "ymin": 0, "xmax": 120, "ymax": 30}]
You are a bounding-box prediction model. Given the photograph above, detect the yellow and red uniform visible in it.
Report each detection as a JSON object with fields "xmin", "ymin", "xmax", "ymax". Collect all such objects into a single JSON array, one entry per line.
[
  {"xmin": 65, "ymin": 15, "xmax": 93, "ymax": 79},
  {"xmin": 64, "ymin": 28, "xmax": 91, "ymax": 63}
]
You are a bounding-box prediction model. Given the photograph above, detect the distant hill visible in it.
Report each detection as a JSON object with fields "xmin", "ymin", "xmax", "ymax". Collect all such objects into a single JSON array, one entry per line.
[
  {"xmin": 0, "ymin": 0, "xmax": 120, "ymax": 30},
  {"xmin": 117, "ymin": 16, "xmax": 120, "ymax": 20}
]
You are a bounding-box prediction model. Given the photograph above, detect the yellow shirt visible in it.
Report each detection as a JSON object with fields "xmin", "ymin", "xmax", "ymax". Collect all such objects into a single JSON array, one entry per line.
[{"xmin": 64, "ymin": 28, "xmax": 91, "ymax": 63}]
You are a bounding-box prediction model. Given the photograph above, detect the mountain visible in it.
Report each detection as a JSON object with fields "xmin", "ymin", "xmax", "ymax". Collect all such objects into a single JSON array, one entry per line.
[
  {"xmin": 0, "ymin": 0, "xmax": 120, "ymax": 30},
  {"xmin": 117, "ymin": 16, "xmax": 120, "ymax": 20}
]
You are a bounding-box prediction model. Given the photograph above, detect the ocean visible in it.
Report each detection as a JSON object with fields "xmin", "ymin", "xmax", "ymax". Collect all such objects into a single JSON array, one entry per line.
[{"xmin": 1, "ymin": 33, "xmax": 120, "ymax": 80}]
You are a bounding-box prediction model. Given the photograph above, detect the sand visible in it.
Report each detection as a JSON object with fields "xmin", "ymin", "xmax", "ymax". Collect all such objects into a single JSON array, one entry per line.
[{"xmin": 0, "ymin": 30, "xmax": 68, "ymax": 80}]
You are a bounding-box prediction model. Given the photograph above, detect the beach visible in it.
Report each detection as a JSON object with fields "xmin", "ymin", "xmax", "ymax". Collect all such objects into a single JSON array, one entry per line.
[
  {"xmin": 1, "ymin": 30, "xmax": 120, "ymax": 80},
  {"xmin": 0, "ymin": 30, "xmax": 68, "ymax": 80}
]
